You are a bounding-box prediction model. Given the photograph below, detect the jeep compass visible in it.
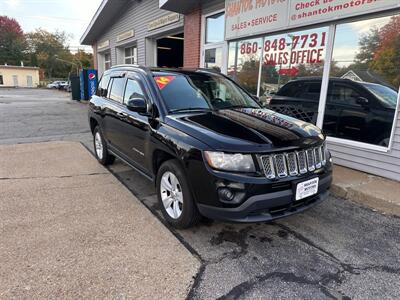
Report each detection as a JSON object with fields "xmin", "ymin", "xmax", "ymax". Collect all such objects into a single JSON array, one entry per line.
[{"xmin": 88, "ymin": 66, "xmax": 332, "ymax": 228}]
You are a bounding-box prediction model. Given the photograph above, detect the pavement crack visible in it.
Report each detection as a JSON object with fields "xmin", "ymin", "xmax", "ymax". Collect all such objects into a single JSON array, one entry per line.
[
  {"xmin": 215, "ymin": 271, "xmax": 340, "ymax": 300},
  {"xmin": 275, "ymin": 223, "xmax": 356, "ymax": 273},
  {"xmin": 0, "ymin": 172, "xmax": 109, "ymax": 181}
]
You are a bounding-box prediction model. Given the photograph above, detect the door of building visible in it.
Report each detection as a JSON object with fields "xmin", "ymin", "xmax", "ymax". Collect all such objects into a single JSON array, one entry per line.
[
  {"xmin": 202, "ymin": 43, "xmax": 227, "ymax": 74},
  {"xmin": 27, "ymin": 76, "xmax": 33, "ymax": 87},
  {"xmin": 13, "ymin": 75, "xmax": 18, "ymax": 87}
]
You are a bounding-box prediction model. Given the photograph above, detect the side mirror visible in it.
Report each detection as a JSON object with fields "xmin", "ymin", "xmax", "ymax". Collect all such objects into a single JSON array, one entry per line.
[
  {"xmin": 126, "ymin": 97, "xmax": 147, "ymax": 114},
  {"xmin": 356, "ymin": 97, "xmax": 369, "ymax": 106}
]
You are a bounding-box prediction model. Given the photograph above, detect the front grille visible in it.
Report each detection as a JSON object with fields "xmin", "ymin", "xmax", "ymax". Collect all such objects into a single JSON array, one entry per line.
[{"xmin": 259, "ymin": 144, "xmax": 326, "ymax": 179}]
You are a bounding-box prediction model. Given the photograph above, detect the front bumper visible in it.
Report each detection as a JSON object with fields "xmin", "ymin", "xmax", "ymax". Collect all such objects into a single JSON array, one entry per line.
[{"xmin": 197, "ymin": 173, "xmax": 332, "ymax": 222}]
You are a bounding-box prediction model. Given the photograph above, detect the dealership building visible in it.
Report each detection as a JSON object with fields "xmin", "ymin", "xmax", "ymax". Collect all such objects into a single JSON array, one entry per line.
[{"xmin": 81, "ymin": 0, "xmax": 400, "ymax": 181}]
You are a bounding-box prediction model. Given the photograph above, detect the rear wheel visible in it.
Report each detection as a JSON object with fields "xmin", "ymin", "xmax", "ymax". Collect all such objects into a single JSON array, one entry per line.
[
  {"xmin": 93, "ymin": 126, "xmax": 115, "ymax": 165},
  {"xmin": 156, "ymin": 160, "xmax": 201, "ymax": 228}
]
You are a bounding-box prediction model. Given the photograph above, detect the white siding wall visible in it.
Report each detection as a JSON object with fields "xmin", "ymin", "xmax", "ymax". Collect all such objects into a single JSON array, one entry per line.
[{"xmin": 96, "ymin": 0, "xmax": 184, "ymax": 73}]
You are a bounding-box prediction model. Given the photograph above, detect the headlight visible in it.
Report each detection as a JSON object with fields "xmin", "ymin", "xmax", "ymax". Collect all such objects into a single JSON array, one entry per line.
[{"xmin": 204, "ymin": 151, "xmax": 255, "ymax": 172}]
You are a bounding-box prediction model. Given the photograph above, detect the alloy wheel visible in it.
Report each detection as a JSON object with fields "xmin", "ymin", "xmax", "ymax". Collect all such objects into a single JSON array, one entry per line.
[
  {"xmin": 94, "ymin": 132, "xmax": 103, "ymax": 160},
  {"xmin": 160, "ymin": 171, "xmax": 183, "ymax": 219}
]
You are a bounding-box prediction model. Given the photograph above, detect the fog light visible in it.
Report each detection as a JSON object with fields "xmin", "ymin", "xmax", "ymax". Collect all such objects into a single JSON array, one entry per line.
[{"xmin": 218, "ymin": 188, "xmax": 235, "ymax": 202}]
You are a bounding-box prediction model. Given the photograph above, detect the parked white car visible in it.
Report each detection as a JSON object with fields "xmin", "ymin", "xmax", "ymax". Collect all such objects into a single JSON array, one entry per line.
[{"xmin": 47, "ymin": 81, "xmax": 67, "ymax": 89}]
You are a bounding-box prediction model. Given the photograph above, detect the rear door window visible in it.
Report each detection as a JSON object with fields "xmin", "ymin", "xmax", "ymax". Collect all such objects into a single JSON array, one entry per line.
[{"xmin": 109, "ymin": 77, "xmax": 126, "ymax": 103}]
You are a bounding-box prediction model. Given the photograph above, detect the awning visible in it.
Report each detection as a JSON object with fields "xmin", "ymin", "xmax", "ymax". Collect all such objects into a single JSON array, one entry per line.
[{"xmin": 159, "ymin": 0, "xmax": 199, "ymax": 14}]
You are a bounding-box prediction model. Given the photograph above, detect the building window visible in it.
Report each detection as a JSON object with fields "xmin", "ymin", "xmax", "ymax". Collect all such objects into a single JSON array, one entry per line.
[
  {"xmin": 228, "ymin": 37, "xmax": 263, "ymax": 95},
  {"xmin": 0, "ymin": 75, "xmax": 3, "ymax": 85},
  {"xmin": 104, "ymin": 53, "xmax": 111, "ymax": 70},
  {"xmin": 124, "ymin": 46, "xmax": 137, "ymax": 64},
  {"xmin": 324, "ymin": 14, "xmax": 400, "ymax": 147},
  {"xmin": 205, "ymin": 12, "xmax": 225, "ymax": 44}
]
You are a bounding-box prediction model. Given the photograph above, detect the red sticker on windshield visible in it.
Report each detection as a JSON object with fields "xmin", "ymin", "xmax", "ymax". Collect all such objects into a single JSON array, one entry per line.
[{"xmin": 154, "ymin": 76, "xmax": 176, "ymax": 90}]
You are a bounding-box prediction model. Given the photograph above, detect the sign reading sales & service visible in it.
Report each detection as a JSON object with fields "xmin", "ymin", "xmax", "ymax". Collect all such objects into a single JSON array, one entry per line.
[{"xmin": 225, "ymin": 0, "xmax": 400, "ymax": 40}]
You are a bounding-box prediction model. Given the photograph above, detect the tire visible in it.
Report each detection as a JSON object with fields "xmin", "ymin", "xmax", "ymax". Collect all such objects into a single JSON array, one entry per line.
[
  {"xmin": 156, "ymin": 159, "xmax": 201, "ymax": 229},
  {"xmin": 93, "ymin": 126, "xmax": 115, "ymax": 165}
]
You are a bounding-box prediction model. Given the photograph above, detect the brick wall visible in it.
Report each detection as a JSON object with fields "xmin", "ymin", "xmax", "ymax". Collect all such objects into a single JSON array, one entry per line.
[{"xmin": 183, "ymin": 7, "xmax": 202, "ymax": 68}]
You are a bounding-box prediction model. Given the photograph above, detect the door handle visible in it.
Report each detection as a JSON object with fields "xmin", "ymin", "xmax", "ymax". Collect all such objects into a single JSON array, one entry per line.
[{"xmin": 117, "ymin": 112, "xmax": 128, "ymax": 118}]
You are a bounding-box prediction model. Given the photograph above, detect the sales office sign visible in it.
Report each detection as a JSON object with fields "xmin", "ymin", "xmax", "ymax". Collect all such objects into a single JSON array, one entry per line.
[{"xmin": 225, "ymin": 0, "xmax": 400, "ymax": 40}]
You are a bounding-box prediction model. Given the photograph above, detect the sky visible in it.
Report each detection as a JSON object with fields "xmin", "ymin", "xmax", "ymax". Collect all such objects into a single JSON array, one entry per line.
[{"xmin": 0, "ymin": 0, "xmax": 103, "ymax": 52}]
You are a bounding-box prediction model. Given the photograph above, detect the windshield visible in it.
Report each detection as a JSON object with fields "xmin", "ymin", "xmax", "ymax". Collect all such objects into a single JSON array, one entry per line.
[
  {"xmin": 153, "ymin": 72, "xmax": 260, "ymax": 113},
  {"xmin": 361, "ymin": 82, "xmax": 398, "ymax": 108}
]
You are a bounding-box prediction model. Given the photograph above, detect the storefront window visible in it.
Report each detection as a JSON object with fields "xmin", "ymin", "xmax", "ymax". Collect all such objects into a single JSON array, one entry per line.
[
  {"xmin": 125, "ymin": 46, "xmax": 137, "ymax": 64},
  {"xmin": 228, "ymin": 38, "xmax": 263, "ymax": 95},
  {"xmin": 205, "ymin": 12, "xmax": 225, "ymax": 44},
  {"xmin": 325, "ymin": 14, "xmax": 400, "ymax": 147},
  {"xmin": 260, "ymin": 27, "xmax": 329, "ymax": 124}
]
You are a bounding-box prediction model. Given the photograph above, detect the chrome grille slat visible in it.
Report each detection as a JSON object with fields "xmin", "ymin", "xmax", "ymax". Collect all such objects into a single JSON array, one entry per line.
[
  {"xmin": 274, "ymin": 154, "xmax": 287, "ymax": 178},
  {"xmin": 306, "ymin": 149, "xmax": 316, "ymax": 171},
  {"xmin": 314, "ymin": 147, "xmax": 322, "ymax": 169},
  {"xmin": 260, "ymin": 144, "xmax": 326, "ymax": 179},
  {"xmin": 286, "ymin": 152, "xmax": 298, "ymax": 176},
  {"xmin": 321, "ymin": 143, "xmax": 327, "ymax": 165},
  {"xmin": 297, "ymin": 150, "xmax": 307, "ymax": 174},
  {"xmin": 260, "ymin": 155, "xmax": 275, "ymax": 179}
]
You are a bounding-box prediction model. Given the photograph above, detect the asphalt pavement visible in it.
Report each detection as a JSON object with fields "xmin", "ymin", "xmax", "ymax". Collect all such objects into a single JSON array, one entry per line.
[{"xmin": 1, "ymin": 88, "xmax": 399, "ymax": 299}]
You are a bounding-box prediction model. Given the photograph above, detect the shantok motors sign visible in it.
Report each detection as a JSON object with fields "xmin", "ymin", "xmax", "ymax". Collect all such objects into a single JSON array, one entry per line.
[{"xmin": 225, "ymin": 0, "xmax": 400, "ymax": 40}]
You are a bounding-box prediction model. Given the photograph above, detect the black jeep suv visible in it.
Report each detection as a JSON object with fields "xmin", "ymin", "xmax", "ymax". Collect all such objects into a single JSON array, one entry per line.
[{"xmin": 89, "ymin": 66, "xmax": 332, "ymax": 228}]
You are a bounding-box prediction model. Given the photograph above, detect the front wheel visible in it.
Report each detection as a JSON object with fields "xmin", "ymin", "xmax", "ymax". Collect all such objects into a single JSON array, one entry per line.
[
  {"xmin": 93, "ymin": 126, "xmax": 115, "ymax": 165},
  {"xmin": 156, "ymin": 160, "xmax": 201, "ymax": 228}
]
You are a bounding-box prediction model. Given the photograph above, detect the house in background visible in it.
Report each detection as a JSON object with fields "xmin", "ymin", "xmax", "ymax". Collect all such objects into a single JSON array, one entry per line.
[
  {"xmin": 341, "ymin": 70, "xmax": 398, "ymax": 90},
  {"xmin": 0, "ymin": 65, "xmax": 40, "ymax": 88}
]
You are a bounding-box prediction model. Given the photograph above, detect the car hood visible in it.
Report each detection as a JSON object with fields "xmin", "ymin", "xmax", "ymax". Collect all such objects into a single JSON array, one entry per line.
[{"xmin": 165, "ymin": 108, "xmax": 324, "ymax": 152}]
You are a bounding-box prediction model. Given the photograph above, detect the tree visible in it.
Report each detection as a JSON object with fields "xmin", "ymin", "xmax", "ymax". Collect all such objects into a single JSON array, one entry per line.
[
  {"xmin": 370, "ymin": 16, "xmax": 400, "ymax": 87},
  {"xmin": 0, "ymin": 16, "xmax": 26, "ymax": 65},
  {"xmin": 26, "ymin": 29, "xmax": 72, "ymax": 78},
  {"xmin": 354, "ymin": 16, "xmax": 400, "ymax": 87},
  {"xmin": 73, "ymin": 49, "xmax": 93, "ymax": 69}
]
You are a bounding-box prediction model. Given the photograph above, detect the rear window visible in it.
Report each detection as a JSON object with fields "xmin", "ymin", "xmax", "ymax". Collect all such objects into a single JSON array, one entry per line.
[
  {"xmin": 278, "ymin": 81, "xmax": 321, "ymax": 101},
  {"xmin": 277, "ymin": 82, "xmax": 303, "ymax": 97},
  {"xmin": 96, "ymin": 74, "xmax": 110, "ymax": 97}
]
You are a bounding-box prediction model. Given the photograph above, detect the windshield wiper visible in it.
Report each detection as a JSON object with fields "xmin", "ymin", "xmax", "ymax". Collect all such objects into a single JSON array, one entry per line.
[{"xmin": 169, "ymin": 107, "xmax": 212, "ymax": 114}]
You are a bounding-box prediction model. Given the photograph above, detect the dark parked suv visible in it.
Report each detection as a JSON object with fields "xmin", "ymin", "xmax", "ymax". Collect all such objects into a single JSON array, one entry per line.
[
  {"xmin": 89, "ymin": 66, "xmax": 332, "ymax": 228},
  {"xmin": 269, "ymin": 78, "xmax": 398, "ymax": 146}
]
